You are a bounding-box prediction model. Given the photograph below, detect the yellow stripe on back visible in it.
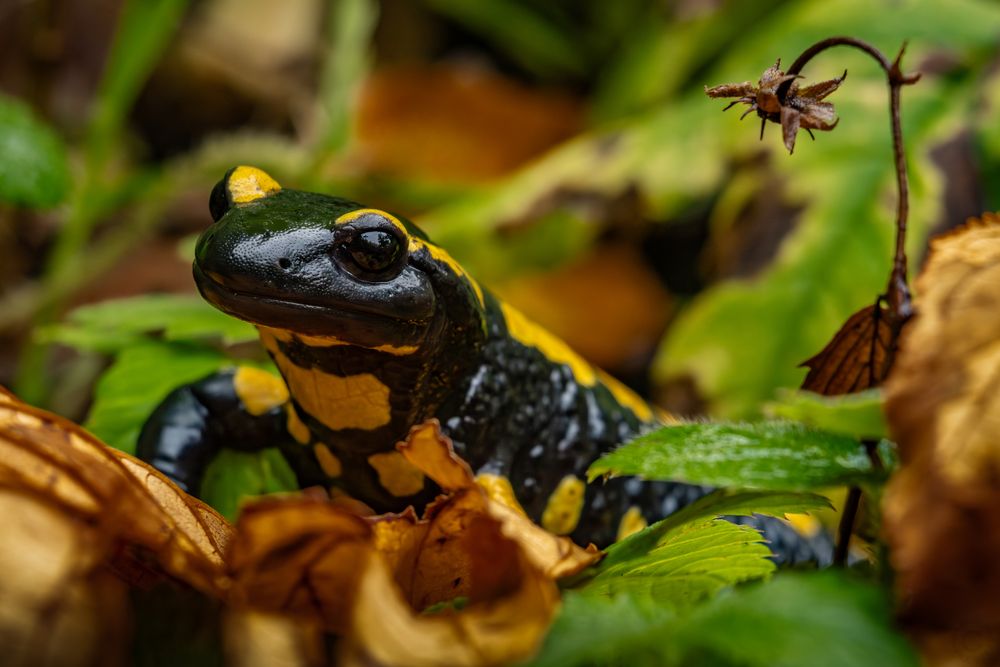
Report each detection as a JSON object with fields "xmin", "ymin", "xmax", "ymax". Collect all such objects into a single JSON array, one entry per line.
[{"xmin": 501, "ymin": 302, "xmax": 656, "ymax": 422}]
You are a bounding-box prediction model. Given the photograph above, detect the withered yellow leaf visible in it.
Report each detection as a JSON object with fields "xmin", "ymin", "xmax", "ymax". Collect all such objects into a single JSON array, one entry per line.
[{"xmin": 884, "ymin": 213, "xmax": 1000, "ymax": 659}]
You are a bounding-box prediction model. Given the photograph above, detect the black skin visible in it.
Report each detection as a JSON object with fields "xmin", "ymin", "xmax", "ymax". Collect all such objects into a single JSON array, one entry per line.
[{"xmin": 139, "ymin": 168, "xmax": 831, "ymax": 564}]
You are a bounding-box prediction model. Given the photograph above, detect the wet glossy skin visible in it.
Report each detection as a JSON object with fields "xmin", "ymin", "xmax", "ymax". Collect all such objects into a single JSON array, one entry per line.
[{"xmin": 138, "ymin": 166, "xmax": 830, "ymax": 559}]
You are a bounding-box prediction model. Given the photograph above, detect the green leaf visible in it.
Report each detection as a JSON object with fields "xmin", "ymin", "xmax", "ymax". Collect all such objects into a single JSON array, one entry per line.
[
  {"xmin": 85, "ymin": 341, "xmax": 235, "ymax": 454},
  {"xmin": 201, "ymin": 448, "xmax": 299, "ymax": 521},
  {"xmin": 590, "ymin": 489, "xmax": 830, "ymax": 576},
  {"xmin": 525, "ymin": 592, "xmax": 675, "ymax": 667},
  {"xmin": 672, "ymin": 571, "xmax": 918, "ymax": 667},
  {"xmin": 0, "ymin": 95, "xmax": 70, "ymax": 208},
  {"xmin": 46, "ymin": 295, "xmax": 258, "ymax": 354},
  {"xmin": 576, "ymin": 519, "xmax": 775, "ymax": 604},
  {"xmin": 589, "ymin": 422, "xmax": 885, "ymax": 490},
  {"xmin": 765, "ymin": 388, "xmax": 887, "ymax": 440},
  {"xmin": 533, "ymin": 572, "xmax": 916, "ymax": 667}
]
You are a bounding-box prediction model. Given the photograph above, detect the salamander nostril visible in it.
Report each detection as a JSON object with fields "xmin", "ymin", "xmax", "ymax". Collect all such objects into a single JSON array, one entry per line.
[{"xmin": 277, "ymin": 257, "xmax": 292, "ymax": 270}]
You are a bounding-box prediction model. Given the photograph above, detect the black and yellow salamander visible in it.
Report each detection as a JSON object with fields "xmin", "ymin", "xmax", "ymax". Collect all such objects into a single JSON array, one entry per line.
[{"xmin": 138, "ymin": 166, "xmax": 829, "ymax": 562}]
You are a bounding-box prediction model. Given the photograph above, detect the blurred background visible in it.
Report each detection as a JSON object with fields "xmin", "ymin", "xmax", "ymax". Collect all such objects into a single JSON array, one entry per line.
[{"xmin": 1, "ymin": 0, "xmax": 999, "ymax": 436}]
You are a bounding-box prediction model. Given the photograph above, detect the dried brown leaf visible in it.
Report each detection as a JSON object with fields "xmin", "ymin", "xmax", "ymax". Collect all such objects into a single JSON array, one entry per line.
[
  {"xmin": 883, "ymin": 213, "xmax": 1000, "ymax": 663},
  {"xmin": 230, "ymin": 421, "xmax": 599, "ymax": 666},
  {"xmin": 0, "ymin": 389, "xmax": 231, "ymax": 596},
  {"xmin": 227, "ymin": 498, "xmax": 373, "ymax": 633},
  {"xmin": 0, "ymin": 489, "xmax": 130, "ymax": 667},
  {"xmin": 800, "ymin": 304, "xmax": 896, "ymax": 395}
]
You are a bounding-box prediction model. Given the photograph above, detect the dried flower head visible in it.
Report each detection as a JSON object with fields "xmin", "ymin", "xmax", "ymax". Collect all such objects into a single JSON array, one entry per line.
[{"xmin": 706, "ymin": 59, "xmax": 846, "ymax": 153}]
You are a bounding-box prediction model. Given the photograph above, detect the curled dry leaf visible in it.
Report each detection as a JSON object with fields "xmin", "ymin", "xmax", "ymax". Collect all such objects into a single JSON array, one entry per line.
[
  {"xmin": 800, "ymin": 302, "xmax": 896, "ymax": 395},
  {"xmin": 0, "ymin": 389, "xmax": 232, "ymax": 596},
  {"xmin": 228, "ymin": 420, "xmax": 600, "ymax": 667},
  {"xmin": 883, "ymin": 213, "xmax": 1000, "ymax": 665}
]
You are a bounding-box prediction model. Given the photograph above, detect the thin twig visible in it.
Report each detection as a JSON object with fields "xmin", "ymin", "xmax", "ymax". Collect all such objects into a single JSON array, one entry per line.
[{"xmin": 779, "ymin": 38, "xmax": 918, "ymax": 563}]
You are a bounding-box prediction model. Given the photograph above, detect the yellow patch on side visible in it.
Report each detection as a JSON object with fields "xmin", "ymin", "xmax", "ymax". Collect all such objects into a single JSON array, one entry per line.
[
  {"xmin": 409, "ymin": 237, "xmax": 485, "ymax": 307},
  {"xmin": 228, "ymin": 165, "xmax": 281, "ymax": 203},
  {"xmin": 258, "ymin": 326, "xmax": 293, "ymax": 352},
  {"xmin": 314, "ymin": 443, "xmax": 343, "ymax": 478},
  {"xmin": 501, "ymin": 303, "xmax": 660, "ymax": 423},
  {"xmin": 616, "ymin": 506, "xmax": 647, "ymax": 541},
  {"xmin": 368, "ymin": 451, "xmax": 425, "ymax": 497},
  {"xmin": 784, "ymin": 513, "xmax": 822, "ymax": 538},
  {"xmin": 541, "ymin": 475, "xmax": 586, "ymax": 535},
  {"xmin": 476, "ymin": 473, "xmax": 527, "ymax": 516},
  {"xmin": 232, "ymin": 366, "xmax": 289, "ymax": 416},
  {"xmin": 269, "ymin": 351, "xmax": 392, "ymax": 431},
  {"xmin": 260, "ymin": 327, "xmax": 418, "ymax": 356},
  {"xmin": 285, "ymin": 405, "xmax": 311, "ymax": 444},
  {"xmin": 371, "ymin": 343, "xmax": 419, "ymax": 356},
  {"xmin": 502, "ymin": 302, "xmax": 596, "ymax": 386}
]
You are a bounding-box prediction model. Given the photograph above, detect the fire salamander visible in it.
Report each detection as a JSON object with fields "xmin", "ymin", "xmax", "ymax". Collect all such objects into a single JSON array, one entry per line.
[{"xmin": 138, "ymin": 166, "xmax": 829, "ymax": 562}]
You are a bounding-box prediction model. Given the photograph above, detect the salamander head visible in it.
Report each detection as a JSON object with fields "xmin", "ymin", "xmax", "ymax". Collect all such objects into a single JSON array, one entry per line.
[{"xmin": 194, "ymin": 166, "xmax": 485, "ymax": 351}]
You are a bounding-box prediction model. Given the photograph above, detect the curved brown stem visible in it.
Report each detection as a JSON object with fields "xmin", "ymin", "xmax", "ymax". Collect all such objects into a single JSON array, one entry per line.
[{"xmin": 778, "ymin": 37, "xmax": 920, "ymax": 324}]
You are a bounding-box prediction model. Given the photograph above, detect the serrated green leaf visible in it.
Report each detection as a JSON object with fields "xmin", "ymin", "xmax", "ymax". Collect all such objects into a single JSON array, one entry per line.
[
  {"xmin": 765, "ymin": 388, "xmax": 887, "ymax": 440},
  {"xmin": 201, "ymin": 448, "xmax": 299, "ymax": 521},
  {"xmin": 576, "ymin": 519, "xmax": 774, "ymax": 604},
  {"xmin": 0, "ymin": 95, "xmax": 70, "ymax": 208},
  {"xmin": 85, "ymin": 341, "xmax": 235, "ymax": 454},
  {"xmin": 524, "ymin": 592, "xmax": 675, "ymax": 667},
  {"xmin": 533, "ymin": 572, "xmax": 915, "ymax": 667},
  {"xmin": 672, "ymin": 571, "xmax": 918, "ymax": 667},
  {"xmin": 593, "ymin": 489, "xmax": 830, "ymax": 574},
  {"xmin": 49, "ymin": 295, "xmax": 258, "ymax": 354},
  {"xmin": 589, "ymin": 422, "xmax": 885, "ymax": 489}
]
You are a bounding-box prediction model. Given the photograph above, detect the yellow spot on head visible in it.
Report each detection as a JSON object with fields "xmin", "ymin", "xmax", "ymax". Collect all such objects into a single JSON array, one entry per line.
[
  {"xmin": 227, "ymin": 165, "xmax": 281, "ymax": 204},
  {"xmin": 616, "ymin": 506, "xmax": 647, "ymax": 541},
  {"xmin": 335, "ymin": 207, "xmax": 409, "ymax": 237},
  {"xmin": 285, "ymin": 405, "xmax": 311, "ymax": 444},
  {"xmin": 314, "ymin": 443, "xmax": 343, "ymax": 477},
  {"xmin": 232, "ymin": 366, "xmax": 288, "ymax": 416},
  {"xmin": 368, "ymin": 451, "xmax": 425, "ymax": 497},
  {"xmin": 541, "ymin": 474, "xmax": 586, "ymax": 535},
  {"xmin": 476, "ymin": 473, "xmax": 527, "ymax": 516}
]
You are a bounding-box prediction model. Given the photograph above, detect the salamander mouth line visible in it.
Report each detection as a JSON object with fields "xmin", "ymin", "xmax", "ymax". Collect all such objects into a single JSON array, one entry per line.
[{"xmin": 193, "ymin": 264, "xmax": 430, "ymax": 339}]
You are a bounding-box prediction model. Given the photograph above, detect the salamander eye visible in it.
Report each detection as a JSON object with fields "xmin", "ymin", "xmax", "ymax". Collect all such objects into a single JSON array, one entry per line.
[{"xmin": 348, "ymin": 230, "xmax": 401, "ymax": 272}]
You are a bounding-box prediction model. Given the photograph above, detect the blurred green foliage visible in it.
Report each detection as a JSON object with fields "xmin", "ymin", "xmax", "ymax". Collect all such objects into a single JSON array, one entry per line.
[{"xmin": 0, "ymin": 95, "xmax": 70, "ymax": 207}]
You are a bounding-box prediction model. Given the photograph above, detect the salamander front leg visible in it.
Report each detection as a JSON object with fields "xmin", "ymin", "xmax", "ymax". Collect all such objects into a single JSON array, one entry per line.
[{"xmin": 137, "ymin": 367, "xmax": 293, "ymax": 496}]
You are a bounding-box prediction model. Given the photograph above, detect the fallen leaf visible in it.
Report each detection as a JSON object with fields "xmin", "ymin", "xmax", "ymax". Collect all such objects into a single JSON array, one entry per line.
[
  {"xmin": 228, "ymin": 420, "xmax": 600, "ymax": 666},
  {"xmin": 883, "ymin": 213, "xmax": 1000, "ymax": 665}
]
